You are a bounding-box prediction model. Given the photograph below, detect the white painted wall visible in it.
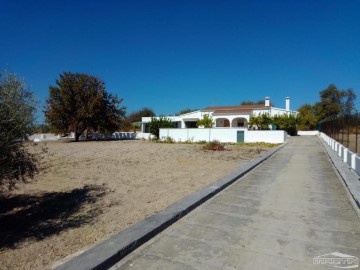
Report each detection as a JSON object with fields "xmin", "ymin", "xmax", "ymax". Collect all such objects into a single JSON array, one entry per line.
[
  {"xmin": 29, "ymin": 133, "xmax": 61, "ymax": 142},
  {"xmin": 298, "ymin": 130, "xmax": 319, "ymax": 136},
  {"xmin": 159, "ymin": 128, "xmax": 287, "ymax": 143},
  {"xmin": 244, "ymin": 130, "xmax": 287, "ymax": 143}
]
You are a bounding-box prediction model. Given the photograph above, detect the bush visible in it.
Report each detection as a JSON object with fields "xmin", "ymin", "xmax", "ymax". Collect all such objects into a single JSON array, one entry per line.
[
  {"xmin": 249, "ymin": 113, "xmax": 272, "ymax": 130},
  {"xmin": 0, "ymin": 71, "xmax": 40, "ymax": 190},
  {"xmin": 201, "ymin": 140, "xmax": 227, "ymax": 151},
  {"xmin": 196, "ymin": 114, "xmax": 214, "ymax": 128},
  {"xmin": 163, "ymin": 136, "xmax": 175, "ymax": 143},
  {"xmin": 182, "ymin": 138, "xmax": 194, "ymax": 144},
  {"xmin": 149, "ymin": 116, "xmax": 173, "ymax": 139},
  {"xmin": 272, "ymin": 114, "xmax": 298, "ymax": 135},
  {"xmin": 250, "ymin": 113, "xmax": 298, "ymax": 135}
]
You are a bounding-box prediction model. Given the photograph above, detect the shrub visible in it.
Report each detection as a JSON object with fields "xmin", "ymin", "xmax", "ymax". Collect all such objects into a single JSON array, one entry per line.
[
  {"xmin": 0, "ymin": 71, "xmax": 40, "ymax": 190},
  {"xmin": 201, "ymin": 140, "xmax": 227, "ymax": 151},
  {"xmin": 163, "ymin": 136, "xmax": 175, "ymax": 143},
  {"xmin": 148, "ymin": 116, "xmax": 173, "ymax": 139},
  {"xmin": 272, "ymin": 113, "xmax": 298, "ymax": 135},
  {"xmin": 250, "ymin": 113, "xmax": 298, "ymax": 135},
  {"xmin": 249, "ymin": 113, "xmax": 272, "ymax": 130},
  {"xmin": 196, "ymin": 114, "xmax": 214, "ymax": 128},
  {"xmin": 183, "ymin": 138, "xmax": 194, "ymax": 144}
]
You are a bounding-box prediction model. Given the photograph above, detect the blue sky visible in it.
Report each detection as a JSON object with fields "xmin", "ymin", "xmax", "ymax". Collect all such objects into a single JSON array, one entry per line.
[{"xmin": 1, "ymin": 0, "xmax": 360, "ymax": 121}]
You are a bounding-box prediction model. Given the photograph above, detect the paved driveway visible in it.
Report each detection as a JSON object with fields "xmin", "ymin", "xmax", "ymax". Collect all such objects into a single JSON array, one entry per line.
[{"xmin": 111, "ymin": 136, "xmax": 360, "ymax": 270}]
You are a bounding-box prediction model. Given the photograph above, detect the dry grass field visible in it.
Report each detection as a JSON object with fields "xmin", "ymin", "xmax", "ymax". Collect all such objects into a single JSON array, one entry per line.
[{"xmin": 0, "ymin": 140, "xmax": 275, "ymax": 270}]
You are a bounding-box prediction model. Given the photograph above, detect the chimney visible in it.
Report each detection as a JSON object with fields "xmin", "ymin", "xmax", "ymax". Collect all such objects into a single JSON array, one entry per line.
[
  {"xmin": 286, "ymin": 97, "xmax": 290, "ymax": 111},
  {"xmin": 265, "ymin": 97, "xmax": 270, "ymax": 107}
]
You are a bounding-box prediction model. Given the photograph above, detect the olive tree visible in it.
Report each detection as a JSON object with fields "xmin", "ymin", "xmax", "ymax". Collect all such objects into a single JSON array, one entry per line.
[
  {"xmin": 45, "ymin": 72, "xmax": 126, "ymax": 141},
  {"xmin": 0, "ymin": 71, "xmax": 39, "ymax": 190}
]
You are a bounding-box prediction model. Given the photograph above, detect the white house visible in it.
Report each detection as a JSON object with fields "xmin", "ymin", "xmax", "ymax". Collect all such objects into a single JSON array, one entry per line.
[{"xmin": 141, "ymin": 97, "xmax": 297, "ymax": 132}]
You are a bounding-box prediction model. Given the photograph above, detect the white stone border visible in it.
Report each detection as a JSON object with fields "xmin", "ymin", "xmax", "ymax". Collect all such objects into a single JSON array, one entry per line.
[{"xmin": 319, "ymin": 132, "xmax": 360, "ymax": 176}]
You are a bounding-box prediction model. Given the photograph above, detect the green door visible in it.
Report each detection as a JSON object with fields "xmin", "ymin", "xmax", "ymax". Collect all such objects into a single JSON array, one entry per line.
[{"xmin": 237, "ymin": 131, "xmax": 244, "ymax": 142}]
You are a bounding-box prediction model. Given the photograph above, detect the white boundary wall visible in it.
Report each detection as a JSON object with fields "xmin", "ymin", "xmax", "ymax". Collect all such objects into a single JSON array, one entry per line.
[
  {"xmin": 320, "ymin": 132, "xmax": 360, "ymax": 176},
  {"xmin": 298, "ymin": 130, "xmax": 319, "ymax": 136},
  {"xmin": 244, "ymin": 130, "xmax": 287, "ymax": 143},
  {"xmin": 159, "ymin": 128, "xmax": 287, "ymax": 143}
]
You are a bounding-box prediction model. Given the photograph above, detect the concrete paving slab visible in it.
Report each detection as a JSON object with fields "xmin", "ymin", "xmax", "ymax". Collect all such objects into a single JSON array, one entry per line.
[{"xmin": 112, "ymin": 136, "xmax": 360, "ymax": 270}]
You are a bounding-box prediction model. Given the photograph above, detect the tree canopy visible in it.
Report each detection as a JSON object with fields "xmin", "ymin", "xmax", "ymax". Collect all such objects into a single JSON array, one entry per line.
[
  {"xmin": 297, "ymin": 84, "xmax": 357, "ymax": 130},
  {"xmin": 0, "ymin": 71, "xmax": 39, "ymax": 190},
  {"xmin": 240, "ymin": 100, "xmax": 274, "ymax": 106},
  {"xmin": 127, "ymin": 107, "xmax": 155, "ymax": 123},
  {"xmin": 313, "ymin": 84, "xmax": 356, "ymax": 119},
  {"xmin": 176, "ymin": 108, "xmax": 197, "ymax": 115},
  {"xmin": 249, "ymin": 113, "xmax": 298, "ymax": 135},
  {"xmin": 249, "ymin": 113, "xmax": 273, "ymax": 130},
  {"xmin": 196, "ymin": 114, "xmax": 215, "ymax": 128},
  {"xmin": 45, "ymin": 72, "xmax": 126, "ymax": 141},
  {"xmin": 297, "ymin": 104, "xmax": 318, "ymax": 130}
]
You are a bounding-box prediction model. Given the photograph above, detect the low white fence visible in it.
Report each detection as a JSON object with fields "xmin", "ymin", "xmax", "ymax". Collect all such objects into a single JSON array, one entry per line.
[
  {"xmin": 159, "ymin": 128, "xmax": 287, "ymax": 143},
  {"xmin": 112, "ymin": 132, "xmax": 152, "ymax": 140},
  {"xmin": 30, "ymin": 132, "xmax": 153, "ymax": 142},
  {"xmin": 320, "ymin": 132, "xmax": 360, "ymax": 176}
]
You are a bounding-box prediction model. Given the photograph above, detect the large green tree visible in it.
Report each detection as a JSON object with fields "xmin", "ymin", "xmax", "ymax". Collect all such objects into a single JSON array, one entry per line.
[
  {"xmin": 0, "ymin": 71, "xmax": 39, "ymax": 190},
  {"xmin": 45, "ymin": 72, "xmax": 126, "ymax": 141},
  {"xmin": 297, "ymin": 104, "xmax": 318, "ymax": 130},
  {"xmin": 314, "ymin": 84, "xmax": 356, "ymax": 119}
]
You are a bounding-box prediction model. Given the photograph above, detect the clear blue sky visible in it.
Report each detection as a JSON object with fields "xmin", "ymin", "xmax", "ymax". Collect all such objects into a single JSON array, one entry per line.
[{"xmin": 1, "ymin": 0, "xmax": 360, "ymax": 121}]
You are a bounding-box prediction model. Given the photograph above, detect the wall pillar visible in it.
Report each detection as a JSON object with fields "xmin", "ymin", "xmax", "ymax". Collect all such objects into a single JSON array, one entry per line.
[
  {"xmin": 351, "ymin": 154, "xmax": 357, "ymax": 170},
  {"xmin": 343, "ymin": 148, "xmax": 348, "ymax": 162}
]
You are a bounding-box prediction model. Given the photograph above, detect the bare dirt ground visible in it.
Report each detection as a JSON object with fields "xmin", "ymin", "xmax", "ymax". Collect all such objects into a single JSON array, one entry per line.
[{"xmin": 0, "ymin": 140, "xmax": 274, "ymax": 270}]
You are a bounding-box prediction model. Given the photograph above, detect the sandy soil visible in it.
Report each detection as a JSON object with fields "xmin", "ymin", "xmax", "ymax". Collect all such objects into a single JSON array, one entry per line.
[{"xmin": 0, "ymin": 140, "xmax": 273, "ymax": 270}]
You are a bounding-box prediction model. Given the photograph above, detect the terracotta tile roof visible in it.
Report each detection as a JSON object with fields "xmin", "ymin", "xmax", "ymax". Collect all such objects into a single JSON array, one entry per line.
[
  {"xmin": 202, "ymin": 104, "xmax": 268, "ymax": 112},
  {"xmin": 212, "ymin": 109, "xmax": 254, "ymax": 115}
]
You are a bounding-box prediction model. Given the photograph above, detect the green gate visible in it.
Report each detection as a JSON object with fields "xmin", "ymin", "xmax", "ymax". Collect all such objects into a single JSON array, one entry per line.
[{"xmin": 237, "ymin": 131, "xmax": 244, "ymax": 142}]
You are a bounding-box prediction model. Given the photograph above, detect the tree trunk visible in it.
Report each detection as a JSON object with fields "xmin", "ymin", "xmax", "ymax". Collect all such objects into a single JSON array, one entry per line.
[
  {"xmin": 75, "ymin": 132, "xmax": 80, "ymax": 142},
  {"xmin": 74, "ymin": 126, "xmax": 79, "ymax": 142}
]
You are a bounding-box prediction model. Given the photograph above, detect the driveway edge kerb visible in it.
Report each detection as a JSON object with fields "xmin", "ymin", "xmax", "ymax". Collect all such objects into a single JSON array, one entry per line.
[
  {"xmin": 318, "ymin": 136, "xmax": 360, "ymax": 216},
  {"xmin": 54, "ymin": 142, "xmax": 286, "ymax": 270}
]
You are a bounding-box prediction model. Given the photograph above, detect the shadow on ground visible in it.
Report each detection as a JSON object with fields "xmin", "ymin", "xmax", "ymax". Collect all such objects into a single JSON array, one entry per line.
[{"xmin": 0, "ymin": 184, "xmax": 107, "ymax": 249}]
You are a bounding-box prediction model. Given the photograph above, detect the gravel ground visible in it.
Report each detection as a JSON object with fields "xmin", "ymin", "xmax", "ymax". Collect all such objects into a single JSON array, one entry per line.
[{"xmin": 0, "ymin": 140, "xmax": 273, "ymax": 270}]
